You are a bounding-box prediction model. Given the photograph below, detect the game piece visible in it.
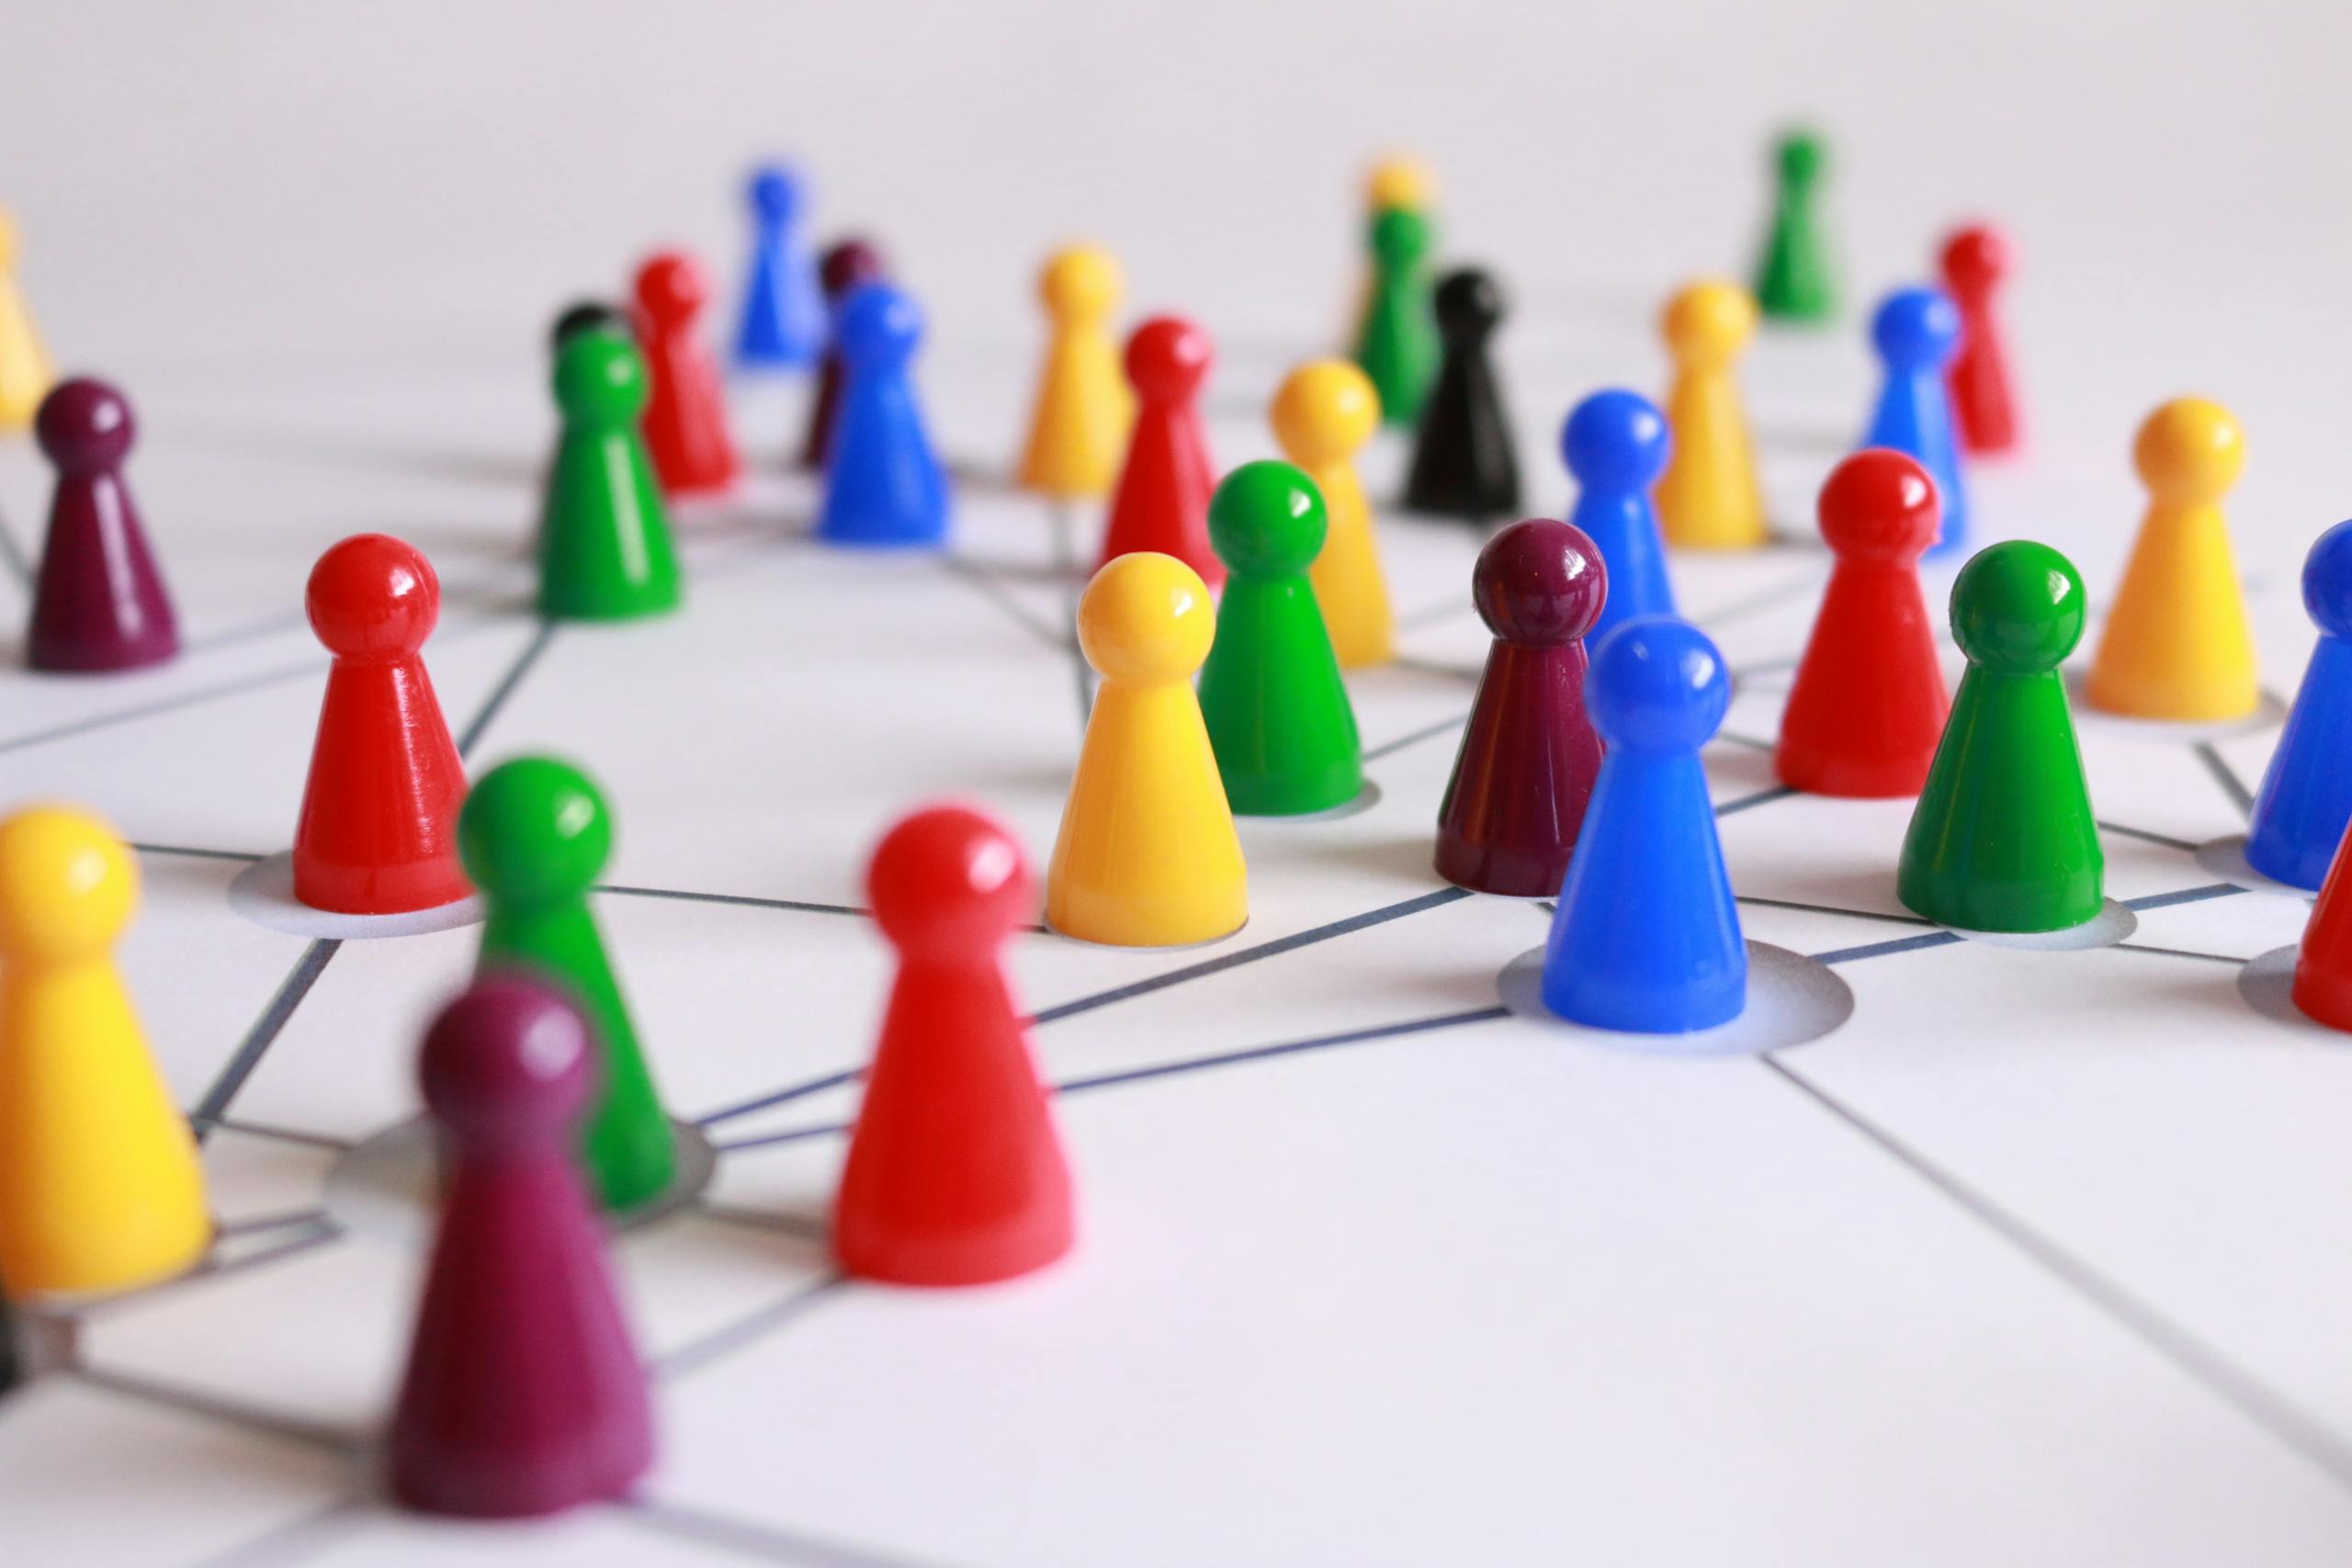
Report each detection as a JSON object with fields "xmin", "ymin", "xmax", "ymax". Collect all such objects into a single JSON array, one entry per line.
[
  {"xmin": 1776, "ymin": 450, "xmax": 1950, "ymax": 796},
  {"xmin": 0, "ymin": 209, "xmax": 51, "ymax": 431},
  {"xmin": 1046, "ymin": 552, "xmax": 1246, "ymax": 946},
  {"xmin": 2293, "ymin": 822, "xmax": 2352, "ymax": 1028},
  {"xmin": 1097, "ymin": 315, "xmax": 1219, "ymax": 585},
  {"xmin": 1017, "ymin": 244, "xmax": 1131, "ymax": 499},
  {"xmin": 836, "ymin": 806, "xmax": 1075, "ymax": 1286},
  {"xmin": 1434, "ymin": 519, "xmax": 1607, "ymax": 897},
  {"xmin": 550, "ymin": 299, "xmax": 626, "ymax": 353},
  {"xmin": 1654, "ymin": 281, "xmax": 1767, "ymax": 550},
  {"xmin": 1899, "ymin": 541, "xmax": 2102, "ymax": 931},
  {"xmin": 1198, "ymin": 461, "xmax": 1363, "ymax": 816},
  {"xmin": 292, "ymin": 536, "xmax": 470, "ymax": 914},
  {"xmin": 28, "ymin": 378, "xmax": 179, "ymax": 674},
  {"xmin": 2246, "ymin": 522, "xmax": 2352, "ymax": 888},
  {"xmin": 1272, "ymin": 359, "xmax": 1391, "ymax": 668},
  {"xmin": 1403, "ymin": 268, "xmax": 1521, "ymax": 519},
  {"xmin": 2086, "ymin": 397, "xmax": 2257, "ymax": 721},
  {"xmin": 1939, "ymin": 224, "xmax": 2021, "ymax": 455},
  {"xmin": 731, "ymin": 163, "xmax": 824, "ymax": 370},
  {"xmin": 539, "ymin": 329, "xmax": 682, "ymax": 620},
  {"xmin": 818, "ymin": 283, "xmax": 949, "ymax": 547},
  {"xmin": 631, "ymin": 251, "xmax": 741, "ymax": 497},
  {"xmin": 389, "ymin": 976, "xmax": 653, "ymax": 1517},
  {"xmin": 798, "ymin": 238, "xmax": 886, "ymax": 469},
  {"xmin": 459, "ymin": 757, "xmax": 675, "ymax": 1213},
  {"xmin": 0, "ymin": 806, "xmax": 209, "ymax": 1298},
  {"xmin": 1562, "ymin": 388, "xmax": 1675, "ymax": 641},
  {"xmin": 1541, "ymin": 618, "xmax": 1746, "ymax": 1032},
  {"xmin": 1348, "ymin": 153, "xmax": 1436, "ymax": 353},
  {"xmin": 1860, "ymin": 286, "xmax": 1969, "ymax": 558},
  {"xmin": 1752, "ymin": 128, "xmax": 1838, "ymax": 324},
  {"xmin": 1356, "ymin": 207, "xmax": 1439, "ymax": 429}
]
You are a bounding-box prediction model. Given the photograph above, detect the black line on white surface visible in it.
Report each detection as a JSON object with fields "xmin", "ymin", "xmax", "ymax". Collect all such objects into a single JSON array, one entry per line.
[
  {"xmin": 1388, "ymin": 653, "xmax": 1478, "ymax": 682},
  {"xmin": 188, "ymin": 940, "xmax": 343, "ymax": 1145},
  {"xmin": 455, "ymin": 617, "xmax": 557, "ymax": 756},
  {"xmin": 214, "ymin": 1206, "xmax": 329, "ymax": 1238},
  {"xmin": 2111, "ymin": 942, "xmax": 2252, "ymax": 966},
  {"xmin": 1713, "ymin": 729, "xmax": 1777, "ymax": 753},
  {"xmin": 1728, "ymin": 655, "xmax": 1799, "ymax": 682},
  {"xmin": 1714, "ymin": 784, "xmax": 1797, "ymax": 817},
  {"xmin": 1812, "ymin": 930, "xmax": 1965, "ymax": 965},
  {"xmin": 2123, "ymin": 882, "xmax": 2245, "ymax": 913},
  {"xmin": 130, "ymin": 840, "xmax": 266, "ymax": 863},
  {"xmin": 2194, "ymin": 740, "xmax": 2255, "ymax": 816},
  {"xmin": 938, "ymin": 552, "xmax": 1070, "ymax": 652},
  {"xmin": 1045, "ymin": 501, "xmax": 1094, "ymax": 727},
  {"xmin": 695, "ymin": 1067, "xmax": 860, "ymax": 1129},
  {"xmin": 693, "ymin": 1200, "xmax": 830, "ymax": 1240},
  {"xmin": 656, "ymin": 1274, "xmax": 850, "ymax": 1382},
  {"xmin": 0, "ymin": 657, "xmax": 322, "ymax": 758},
  {"xmin": 1736, "ymin": 893, "xmax": 1936, "ymax": 928},
  {"xmin": 184, "ymin": 1495, "xmax": 371, "ymax": 1568},
  {"xmin": 74, "ymin": 1363, "xmax": 364, "ymax": 1455},
  {"xmin": 598, "ymin": 883, "xmax": 866, "ymax": 919},
  {"xmin": 1692, "ymin": 569, "xmax": 1826, "ymax": 628},
  {"xmin": 626, "ymin": 1497, "xmax": 981, "ymax": 1568},
  {"xmin": 1395, "ymin": 595, "xmax": 1475, "ymax": 632},
  {"xmin": 2098, "ymin": 819, "xmax": 2202, "ymax": 854},
  {"xmin": 0, "ymin": 502, "xmax": 31, "ymax": 585},
  {"xmin": 206, "ymin": 1116, "xmax": 354, "ymax": 1153},
  {"xmin": 1363, "ymin": 710, "xmax": 1468, "ymax": 761}
]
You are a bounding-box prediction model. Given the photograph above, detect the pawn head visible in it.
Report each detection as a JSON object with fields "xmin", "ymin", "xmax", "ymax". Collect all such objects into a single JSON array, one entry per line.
[
  {"xmin": 552, "ymin": 330, "xmax": 649, "ymax": 424},
  {"xmin": 1365, "ymin": 152, "xmax": 1437, "ymax": 214},
  {"xmin": 835, "ymin": 283, "xmax": 922, "ymax": 370},
  {"xmin": 307, "ymin": 534, "xmax": 441, "ymax": 660},
  {"xmin": 1871, "ymin": 287, "xmax": 1962, "ymax": 372},
  {"xmin": 2133, "ymin": 396, "xmax": 2244, "ymax": 506},
  {"xmin": 1208, "ymin": 459, "xmax": 1328, "ymax": 577},
  {"xmin": 1125, "ymin": 315, "xmax": 1213, "ymax": 403},
  {"xmin": 458, "ymin": 755, "xmax": 614, "ymax": 908},
  {"xmin": 35, "ymin": 378, "xmax": 136, "ymax": 473},
  {"xmin": 1586, "ymin": 616, "xmax": 1731, "ymax": 753},
  {"xmin": 748, "ymin": 163, "xmax": 803, "ymax": 222},
  {"xmin": 1039, "ymin": 244, "xmax": 1121, "ymax": 323},
  {"xmin": 419, "ymin": 976, "xmax": 594, "ymax": 1146},
  {"xmin": 1661, "ymin": 280, "xmax": 1756, "ymax": 365},
  {"xmin": 820, "ymin": 237, "xmax": 885, "ymax": 300},
  {"xmin": 1775, "ymin": 128, "xmax": 1826, "ymax": 186},
  {"xmin": 1817, "ymin": 449, "xmax": 1940, "ymax": 566},
  {"xmin": 549, "ymin": 299, "xmax": 626, "ymax": 355},
  {"xmin": 1270, "ymin": 359, "xmax": 1379, "ymax": 466},
  {"xmin": 1432, "ymin": 268, "xmax": 1505, "ymax": 342},
  {"xmin": 866, "ymin": 803, "xmax": 1035, "ymax": 956},
  {"xmin": 1075, "ymin": 551, "xmax": 1216, "ymax": 684},
  {"xmin": 2302, "ymin": 520, "xmax": 2352, "ymax": 641},
  {"xmin": 1948, "ymin": 539, "xmax": 2086, "ymax": 674},
  {"xmin": 1939, "ymin": 224, "xmax": 2010, "ymax": 293},
  {"xmin": 1370, "ymin": 207, "xmax": 1432, "ymax": 269},
  {"xmin": 1562, "ymin": 389, "xmax": 1671, "ymax": 493},
  {"xmin": 1472, "ymin": 518, "xmax": 1607, "ymax": 648},
  {"xmin": 633, "ymin": 249, "xmax": 710, "ymax": 326},
  {"xmin": 0, "ymin": 805, "xmax": 136, "ymax": 966}
]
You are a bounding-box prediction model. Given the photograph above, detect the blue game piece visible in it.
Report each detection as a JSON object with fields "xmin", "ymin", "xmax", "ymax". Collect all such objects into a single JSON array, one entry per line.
[
  {"xmin": 2246, "ymin": 521, "xmax": 2352, "ymax": 888},
  {"xmin": 818, "ymin": 284, "xmax": 948, "ymax": 548},
  {"xmin": 1562, "ymin": 389, "xmax": 1675, "ymax": 642},
  {"xmin": 733, "ymin": 163, "xmax": 825, "ymax": 369},
  {"xmin": 1860, "ymin": 286, "xmax": 1968, "ymax": 558},
  {"xmin": 1541, "ymin": 616, "xmax": 1746, "ymax": 1032}
]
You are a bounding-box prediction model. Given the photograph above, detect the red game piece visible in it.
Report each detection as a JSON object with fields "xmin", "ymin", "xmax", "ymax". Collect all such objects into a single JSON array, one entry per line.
[
  {"xmin": 1434, "ymin": 520, "xmax": 1607, "ymax": 897},
  {"xmin": 2295, "ymin": 831, "xmax": 2352, "ymax": 1028},
  {"xmin": 799, "ymin": 238, "xmax": 886, "ymax": 469},
  {"xmin": 631, "ymin": 250, "xmax": 741, "ymax": 497},
  {"xmin": 1939, "ymin": 224, "xmax": 2021, "ymax": 456},
  {"xmin": 1096, "ymin": 316, "xmax": 1218, "ymax": 584},
  {"xmin": 27, "ymin": 378, "xmax": 179, "ymax": 673},
  {"xmin": 1776, "ymin": 450, "xmax": 1950, "ymax": 797},
  {"xmin": 291, "ymin": 535, "xmax": 470, "ymax": 914},
  {"xmin": 834, "ymin": 804, "xmax": 1074, "ymax": 1286},
  {"xmin": 389, "ymin": 976, "xmax": 653, "ymax": 1517}
]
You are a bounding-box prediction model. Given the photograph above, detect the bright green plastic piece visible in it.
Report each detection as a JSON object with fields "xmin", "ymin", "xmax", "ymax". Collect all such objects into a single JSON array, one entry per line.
[
  {"xmin": 1898, "ymin": 542, "xmax": 2104, "ymax": 932},
  {"xmin": 1753, "ymin": 130, "xmax": 1838, "ymax": 324},
  {"xmin": 1198, "ymin": 461, "xmax": 1363, "ymax": 817},
  {"xmin": 1355, "ymin": 208, "xmax": 1439, "ymax": 428},
  {"xmin": 460, "ymin": 755, "xmax": 676, "ymax": 1211},
  {"xmin": 538, "ymin": 330, "xmax": 684, "ymax": 621}
]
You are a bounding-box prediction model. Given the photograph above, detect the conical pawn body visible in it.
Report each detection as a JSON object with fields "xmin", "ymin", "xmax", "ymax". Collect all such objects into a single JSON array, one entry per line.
[
  {"xmin": 1357, "ymin": 209, "xmax": 1438, "ymax": 429},
  {"xmin": 28, "ymin": 380, "xmax": 179, "ymax": 673},
  {"xmin": 1655, "ymin": 285, "xmax": 1766, "ymax": 551},
  {"xmin": 2293, "ymin": 830, "xmax": 2352, "ymax": 1028},
  {"xmin": 2086, "ymin": 504, "xmax": 2256, "ymax": 720},
  {"xmin": 538, "ymin": 334, "xmax": 682, "ymax": 621},
  {"xmin": 634, "ymin": 253, "xmax": 741, "ymax": 498},
  {"xmin": 733, "ymin": 168, "xmax": 823, "ymax": 369},
  {"xmin": 1274, "ymin": 361, "xmax": 1391, "ymax": 669},
  {"xmin": 820, "ymin": 285, "xmax": 948, "ymax": 547},
  {"xmin": 1019, "ymin": 247, "xmax": 1130, "ymax": 499},
  {"xmin": 1098, "ymin": 318, "xmax": 1218, "ymax": 585},
  {"xmin": 1862, "ymin": 289, "xmax": 1969, "ymax": 558},
  {"xmin": 2247, "ymin": 521, "xmax": 2352, "ymax": 889},
  {"xmin": 1402, "ymin": 269, "xmax": 1519, "ymax": 519},
  {"xmin": 1753, "ymin": 132, "xmax": 1837, "ymax": 323}
]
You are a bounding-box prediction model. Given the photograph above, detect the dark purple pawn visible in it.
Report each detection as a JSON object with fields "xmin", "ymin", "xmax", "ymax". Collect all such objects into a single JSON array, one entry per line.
[
  {"xmin": 28, "ymin": 378, "xmax": 178, "ymax": 673},
  {"xmin": 798, "ymin": 238, "xmax": 887, "ymax": 469},
  {"xmin": 389, "ymin": 976, "xmax": 653, "ymax": 1519},
  {"xmin": 1434, "ymin": 519, "xmax": 1608, "ymax": 897}
]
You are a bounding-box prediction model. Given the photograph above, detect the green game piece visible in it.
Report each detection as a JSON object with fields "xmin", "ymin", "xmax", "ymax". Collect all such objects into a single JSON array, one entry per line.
[
  {"xmin": 538, "ymin": 330, "xmax": 684, "ymax": 621},
  {"xmin": 1753, "ymin": 129, "xmax": 1838, "ymax": 324},
  {"xmin": 1198, "ymin": 460, "xmax": 1363, "ymax": 817},
  {"xmin": 1898, "ymin": 542, "xmax": 2104, "ymax": 932},
  {"xmin": 459, "ymin": 755, "xmax": 677, "ymax": 1211},
  {"xmin": 1355, "ymin": 208, "xmax": 1439, "ymax": 428}
]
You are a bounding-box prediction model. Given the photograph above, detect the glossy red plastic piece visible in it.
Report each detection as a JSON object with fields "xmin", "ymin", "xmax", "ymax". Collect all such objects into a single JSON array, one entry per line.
[
  {"xmin": 632, "ymin": 251, "xmax": 741, "ymax": 496},
  {"xmin": 2295, "ymin": 824, "xmax": 2352, "ymax": 1025},
  {"xmin": 799, "ymin": 238, "xmax": 886, "ymax": 469},
  {"xmin": 1434, "ymin": 520, "xmax": 1607, "ymax": 897},
  {"xmin": 1939, "ymin": 224, "xmax": 2021, "ymax": 455},
  {"xmin": 27, "ymin": 378, "xmax": 179, "ymax": 673},
  {"xmin": 291, "ymin": 535, "xmax": 471, "ymax": 914},
  {"xmin": 1097, "ymin": 316, "xmax": 1219, "ymax": 584},
  {"xmin": 834, "ymin": 805, "xmax": 1074, "ymax": 1286},
  {"xmin": 1776, "ymin": 450, "xmax": 1950, "ymax": 797}
]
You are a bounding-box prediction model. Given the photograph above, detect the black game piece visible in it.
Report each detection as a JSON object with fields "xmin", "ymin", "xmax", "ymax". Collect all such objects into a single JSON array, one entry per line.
[
  {"xmin": 550, "ymin": 299, "xmax": 628, "ymax": 355},
  {"xmin": 1402, "ymin": 267, "xmax": 1520, "ymax": 519}
]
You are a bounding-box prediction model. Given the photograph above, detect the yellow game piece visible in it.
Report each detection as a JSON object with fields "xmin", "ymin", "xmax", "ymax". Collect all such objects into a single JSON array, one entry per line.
[
  {"xmin": 0, "ymin": 807, "xmax": 209, "ymax": 1299},
  {"xmin": 2086, "ymin": 397, "xmax": 2258, "ymax": 721},
  {"xmin": 1047, "ymin": 553, "xmax": 1246, "ymax": 947},
  {"xmin": 0, "ymin": 211, "xmax": 54, "ymax": 433},
  {"xmin": 1272, "ymin": 360, "xmax": 1392, "ymax": 668},
  {"xmin": 1365, "ymin": 153, "xmax": 1438, "ymax": 216},
  {"xmin": 1018, "ymin": 244, "xmax": 1132, "ymax": 499},
  {"xmin": 1654, "ymin": 279, "xmax": 1769, "ymax": 550}
]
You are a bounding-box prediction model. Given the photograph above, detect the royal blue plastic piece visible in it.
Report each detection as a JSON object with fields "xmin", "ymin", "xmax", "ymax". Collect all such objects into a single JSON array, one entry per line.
[
  {"xmin": 1541, "ymin": 616, "xmax": 1747, "ymax": 1032},
  {"xmin": 1562, "ymin": 389, "xmax": 1675, "ymax": 642},
  {"xmin": 818, "ymin": 284, "xmax": 948, "ymax": 548},
  {"xmin": 2246, "ymin": 520, "xmax": 2352, "ymax": 888},
  {"xmin": 733, "ymin": 164, "xmax": 825, "ymax": 369},
  {"xmin": 1861, "ymin": 286, "xmax": 1969, "ymax": 558}
]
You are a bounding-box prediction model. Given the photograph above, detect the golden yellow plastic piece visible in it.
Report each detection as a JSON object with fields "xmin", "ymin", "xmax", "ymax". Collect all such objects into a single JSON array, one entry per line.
[
  {"xmin": 0, "ymin": 806, "xmax": 209, "ymax": 1298},
  {"xmin": 1365, "ymin": 154, "xmax": 1437, "ymax": 215},
  {"xmin": 0, "ymin": 212, "xmax": 54, "ymax": 433},
  {"xmin": 1272, "ymin": 360, "xmax": 1392, "ymax": 669},
  {"xmin": 1655, "ymin": 279, "xmax": 1769, "ymax": 550},
  {"xmin": 1018, "ymin": 244, "xmax": 1132, "ymax": 499},
  {"xmin": 1047, "ymin": 553, "xmax": 1247, "ymax": 947},
  {"xmin": 2086, "ymin": 398, "xmax": 2258, "ymax": 721}
]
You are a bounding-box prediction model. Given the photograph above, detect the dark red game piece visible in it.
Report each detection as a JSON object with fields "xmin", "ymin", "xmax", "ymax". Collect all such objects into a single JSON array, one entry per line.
[
  {"xmin": 1095, "ymin": 316, "xmax": 1219, "ymax": 584},
  {"xmin": 1776, "ymin": 450, "xmax": 1951, "ymax": 798},
  {"xmin": 631, "ymin": 250, "xmax": 741, "ymax": 497},
  {"xmin": 389, "ymin": 976, "xmax": 653, "ymax": 1518},
  {"xmin": 834, "ymin": 804, "xmax": 1074, "ymax": 1287},
  {"xmin": 1434, "ymin": 520, "xmax": 1607, "ymax": 897},
  {"xmin": 291, "ymin": 535, "xmax": 470, "ymax": 914},
  {"xmin": 26, "ymin": 378, "xmax": 179, "ymax": 674},
  {"xmin": 799, "ymin": 238, "xmax": 886, "ymax": 469},
  {"xmin": 1939, "ymin": 224, "xmax": 2021, "ymax": 456}
]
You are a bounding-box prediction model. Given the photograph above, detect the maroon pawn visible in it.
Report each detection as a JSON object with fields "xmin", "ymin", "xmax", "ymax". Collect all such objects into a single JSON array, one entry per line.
[
  {"xmin": 798, "ymin": 238, "xmax": 887, "ymax": 468},
  {"xmin": 390, "ymin": 976, "xmax": 653, "ymax": 1519},
  {"xmin": 27, "ymin": 378, "xmax": 179, "ymax": 673},
  {"xmin": 1434, "ymin": 520, "xmax": 1608, "ymax": 897},
  {"xmin": 1939, "ymin": 224, "xmax": 2022, "ymax": 456}
]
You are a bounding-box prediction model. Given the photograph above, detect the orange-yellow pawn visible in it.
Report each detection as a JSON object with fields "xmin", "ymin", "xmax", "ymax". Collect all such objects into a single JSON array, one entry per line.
[
  {"xmin": 1019, "ymin": 245, "xmax": 1132, "ymax": 500},
  {"xmin": 1047, "ymin": 553, "xmax": 1246, "ymax": 947},
  {"xmin": 1272, "ymin": 360, "xmax": 1392, "ymax": 669},
  {"xmin": 1365, "ymin": 153, "xmax": 1437, "ymax": 217},
  {"xmin": 1655, "ymin": 280, "xmax": 1768, "ymax": 550},
  {"xmin": 0, "ymin": 211, "xmax": 54, "ymax": 432},
  {"xmin": 0, "ymin": 807, "xmax": 209, "ymax": 1298},
  {"xmin": 2086, "ymin": 398, "xmax": 2258, "ymax": 721}
]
